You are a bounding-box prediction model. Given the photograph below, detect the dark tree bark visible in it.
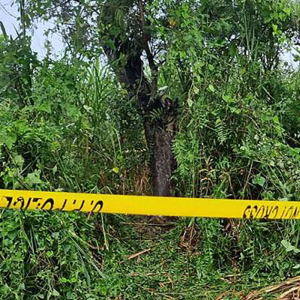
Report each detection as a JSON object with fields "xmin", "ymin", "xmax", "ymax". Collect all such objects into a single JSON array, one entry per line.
[
  {"xmin": 152, "ymin": 120, "xmax": 176, "ymax": 196},
  {"xmin": 103, "ymin": 28, "xmax": 177, "ymax": 196},
  {"xmin": 143, "ymin": 99, "xmax": 177, "ymax": 196}
]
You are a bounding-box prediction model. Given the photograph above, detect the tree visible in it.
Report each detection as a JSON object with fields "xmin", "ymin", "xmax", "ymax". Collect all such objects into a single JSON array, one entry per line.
[
  {"xmin": 24, "ymin": 0, "xmax": 181, "ymax": 195},
  {"xmin": 22, "ymin": 0, "xmax": 300, "ymax": 196}
]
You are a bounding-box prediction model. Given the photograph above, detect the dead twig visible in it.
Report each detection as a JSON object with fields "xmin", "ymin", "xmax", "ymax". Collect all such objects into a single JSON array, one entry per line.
[{"xmin": 128, "ymin": 248, "xmax": 151, "ymax": 260}]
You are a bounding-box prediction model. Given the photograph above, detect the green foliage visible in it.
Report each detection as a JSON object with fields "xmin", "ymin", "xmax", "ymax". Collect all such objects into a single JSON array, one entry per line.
[
  {"xmin": 0, "ymin": 210, "xmax": 106, "ymax": 299},
  {"xmin": 1, "ymin": 0, "xmax": 300, "ymax": 298},
  {"xmin": 166, "ymin": 0, "xmax": 300, "ymax": 201}
]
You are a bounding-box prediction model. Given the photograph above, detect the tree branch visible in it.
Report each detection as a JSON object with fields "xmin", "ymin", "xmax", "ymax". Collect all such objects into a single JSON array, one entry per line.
[{"xmin": 138, "ymin": 0, "xmax": 158, "ymax": 97}]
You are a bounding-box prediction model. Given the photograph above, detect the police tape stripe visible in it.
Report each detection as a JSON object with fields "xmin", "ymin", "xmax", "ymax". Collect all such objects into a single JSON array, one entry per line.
[{"xmin": 0, "ymin": 189, "xmax": 299, "ymax": 219}]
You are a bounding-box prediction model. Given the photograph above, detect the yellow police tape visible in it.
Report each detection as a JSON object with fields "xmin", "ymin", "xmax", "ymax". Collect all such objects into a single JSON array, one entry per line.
[{"xmin": 1, "ymin": 189, "xmax": 300, "ymax": 219}]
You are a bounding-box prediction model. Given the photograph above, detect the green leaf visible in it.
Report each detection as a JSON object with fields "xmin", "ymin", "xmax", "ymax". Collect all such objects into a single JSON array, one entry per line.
[
  {"xmin": 222, "ymin": 95, "xmax": 231, "ymax": 102},
  {"xmin": 272, "ymin": 23, "xmax": 279, "ymax": 35},
  {"xmin": 193, "ymin": 86, "xmax": 199, "ymax": 95},
  {"xmin": 281, "ymin": 240, "xmax": 297, "ymax": 252},
  {"xmin": 112, "ymin": 167, "xmax": 119, "ymax": 174},
  {"xmin": 283, "ymin": 7, "xmax": 291, "ymax": 15},
  {"xmin": 14, "ymin": 155, "xmax": 24, "ymax": 168},
  {"xmin": 208, "ymin": 64, "xmax": 214, "ymax": 71},
  {"xmin": 47, "ymin": 251, "xmax": 54, "ymax": 257},
  {"xmin": 0, "ymin": 21, "xmax": 7, "ymax": 39},
  {"xmin": 14, "ymin": 120, "xmax": 29, "ymax": 134},
  {"xmin": 37, "ymin": 100, "xmax": 51, "ymax": 113},
  {"xmin": 52, "ymin": 289, "xmax": 60, "ymax": 297},
  {"xmin": 0, "ymin": 130, "xmax": 17, "ymax": 150},
  {"xmin": 51, "ymin": 165, "xmax": 57, "ymax": 176},
  {"xmin": 240, "ymin": 67, "xmax": 246, "ymax": 74},
  {"xmin": 273, "ymin": 115, "xmax": 280, "ymax": 124},
  {"xmin": 293, "ymin": 264, "xmax": 300, "ymax": 269},
  {"xmin": 208, "ymin": 84, "xmax": 215, "ymax": 93},
  {"xmin": 252, "ymin": 175, "xmax": 265, "ymax": 187},
  {"xmin": 25, "ymin": 172, "xmax": 43, "ymax": 185}
]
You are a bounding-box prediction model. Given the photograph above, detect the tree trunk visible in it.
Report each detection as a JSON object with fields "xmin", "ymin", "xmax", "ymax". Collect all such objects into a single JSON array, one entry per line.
[
  {"xmin": 103, "ymin": 25, "xmax": 177, "ymax": 196},
  {"xmin": 152, "ymin": 126, "xmax": 175, "ymax": 196}
]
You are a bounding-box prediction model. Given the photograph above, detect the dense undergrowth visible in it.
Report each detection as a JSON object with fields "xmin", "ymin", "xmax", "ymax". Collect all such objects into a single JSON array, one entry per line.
[
  {"xmin": 0, "ymin": 49, "xmax": 300, "ymax": 300},
  {"xmin": 1, "ymin": 0, "xmax": 300, "ymax": 298}
]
